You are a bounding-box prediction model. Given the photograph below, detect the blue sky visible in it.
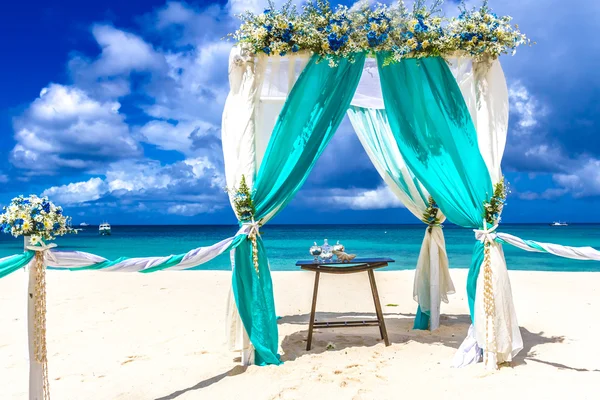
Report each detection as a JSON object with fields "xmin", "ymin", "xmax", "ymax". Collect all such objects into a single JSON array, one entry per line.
[{"xmin": 1, "ymin": 0, "xmax": 599, "ymax": 225}]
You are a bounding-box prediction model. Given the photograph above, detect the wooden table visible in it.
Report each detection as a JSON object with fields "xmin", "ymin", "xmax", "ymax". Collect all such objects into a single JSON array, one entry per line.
[{"xmin": 296, "ymin": 258, "xmax": 395, "ymax": 351}]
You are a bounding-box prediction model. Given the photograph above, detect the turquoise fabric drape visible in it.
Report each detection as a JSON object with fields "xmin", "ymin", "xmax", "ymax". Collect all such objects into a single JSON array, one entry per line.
[
  {"xmin": 377, "ymin": 54, "xmax": 492, "ymax": 322},
  {"xmin": 0, "ymin": 251, "xmax": 33, "ymax": 279},
  {"xmin": 348, "ymin": 105, "xmax": 432, "ymax": 329},
  {"xmin": 376, "ymin": 54, "xmax": 492, "ymax": 229},
  {"xmin": 347, "ymin": 106, "xmax": 429, "ymax": 209},
  {"xmin": 232, "ymin": 54, "xmax": 366, "ymax": 365}
]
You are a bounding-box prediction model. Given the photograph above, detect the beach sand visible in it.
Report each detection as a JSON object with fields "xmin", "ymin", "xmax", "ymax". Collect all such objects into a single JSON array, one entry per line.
[{"xmin": 1, "ymin": 269, "xmax": 599, "ymax": 399}]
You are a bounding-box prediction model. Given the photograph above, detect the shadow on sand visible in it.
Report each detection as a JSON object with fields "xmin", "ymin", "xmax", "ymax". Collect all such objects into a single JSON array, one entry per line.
[
  {"xmin": 279, "ymin": 311, "xmax": 594, "ymax": 372},
  {"xmin": 153, "ymin": 365, "xmax": 247, "ymax": 400},
  {"xmin": 154, "ymin": 311, "xmax": 596, "ymax": 398}
]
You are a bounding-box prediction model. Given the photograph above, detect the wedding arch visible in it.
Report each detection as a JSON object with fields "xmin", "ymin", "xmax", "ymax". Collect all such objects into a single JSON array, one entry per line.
[{"xmin": 5, "ymin": 1, "xmax": 600, "ymax": 399}]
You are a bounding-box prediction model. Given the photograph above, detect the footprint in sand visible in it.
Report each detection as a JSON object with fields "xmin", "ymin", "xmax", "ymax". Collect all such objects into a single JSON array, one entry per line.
[{"xmin": 121, "ymin": 355, "xmax": 144, "ymax": 365}]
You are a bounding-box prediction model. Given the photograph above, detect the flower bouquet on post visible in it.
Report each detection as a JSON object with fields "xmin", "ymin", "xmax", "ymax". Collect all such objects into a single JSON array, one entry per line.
[{"xmin": 0, "ymin": 195, "xmax": 76, "ymax": 246}]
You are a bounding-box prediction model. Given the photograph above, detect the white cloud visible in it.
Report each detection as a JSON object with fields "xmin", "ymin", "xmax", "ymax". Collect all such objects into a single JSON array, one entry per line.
[
  {"xmin": 0, "ymin": 174, "xmax": 8, "ymax": 183},
  {"xmin": 167, "ymin": 203, "xmax": 222, "ymax": 216},
  {"xmin": 70, "ymin": 25, "xmax": 165, "ymax": 81},
  {"xmin": 553, "ymin": 158, "xmax": 600, "ymax": 197},
  {"xmin": 42, "ymin": 177, "xmax": 108, "ymax": 204},
  {"xmin": 11, "ymin": 84, "xmax": 140, "ymax": 174},
  {"xmin": 40, "ymin": 157, "xmax": 227, "ymax": 212},
  {"xmin": 303, "ymin": 186, "xmax": 404, "ymax": 211},
  {"xmin": 509, "ymin": 82, "xmax": 544, "ymax": 129}
]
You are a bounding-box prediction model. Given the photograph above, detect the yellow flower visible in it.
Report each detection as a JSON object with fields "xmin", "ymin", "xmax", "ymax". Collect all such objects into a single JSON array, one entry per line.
[
  {"xmin": 44, "ymin": 220, "xmax": 53, "ymax": 229},
  {"xmin": 422, "ymin": 40, "xmax": 430, "ymax": 49},
  {"xmin": 23, "ymin": 220, "xmax": 31, "ymax": 231},
  {"xmin": 276, "ymin": 20, "xmax": 287, "ymax": 30},
  {"xmin": 407, "ymin": 38, "xmax": 417, "ymax": 49},
  {"xmin": 433, "ymin": 17, "xmax": 441, "ymax": 25}
]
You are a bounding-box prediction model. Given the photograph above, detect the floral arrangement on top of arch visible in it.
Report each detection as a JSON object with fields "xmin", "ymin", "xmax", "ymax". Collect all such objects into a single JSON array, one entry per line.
[
  {"xmin": 0, "ymin": 195, "xmax": 75, "ymax": 243},
  {"xmin": 231, "ymin": 0, "xmax": 530, "ymax": 65}
]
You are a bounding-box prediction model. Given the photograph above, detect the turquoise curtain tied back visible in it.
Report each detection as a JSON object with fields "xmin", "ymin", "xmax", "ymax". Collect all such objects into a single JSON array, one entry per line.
[
  {"xmin": 377, "ymin": 53, "xmax": 493, "ymax": 323},
  {"xmin": 232, "ymin": 54, "xmax": 366, "ymax": 365}
]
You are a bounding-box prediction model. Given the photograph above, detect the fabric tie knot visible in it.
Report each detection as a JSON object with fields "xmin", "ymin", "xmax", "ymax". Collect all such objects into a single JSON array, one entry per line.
[
  {"xmin": 473, "ymin": 219, "xmax": 498, "ymax": 243},
  {"xmin": 243, "ymin": 219, "xmax": 261, "ymax": 240},
  {"xmin": 26, "ymin": 240, "xmax": 58, "ymax": 263}
]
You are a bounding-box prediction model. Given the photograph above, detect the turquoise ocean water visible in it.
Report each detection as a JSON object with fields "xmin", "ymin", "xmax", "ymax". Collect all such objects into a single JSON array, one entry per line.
[{"xmin": 1, "ymin": 224, "xmax": 599, "ymax": 272}]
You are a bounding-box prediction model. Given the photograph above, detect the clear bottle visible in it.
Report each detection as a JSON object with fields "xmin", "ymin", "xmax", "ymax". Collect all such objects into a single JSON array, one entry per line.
[
  {"xmin": 309, "ymin": 242, "xmax": 322, "ymax": 263},
  {"xmin": 320, "ymin": 239, "xmax": 333, "ymax": 262}
]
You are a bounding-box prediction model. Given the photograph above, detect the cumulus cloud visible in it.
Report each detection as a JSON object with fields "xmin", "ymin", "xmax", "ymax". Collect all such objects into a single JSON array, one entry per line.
[
  {"xmin": 41, "ymin": 157, "xmax": 226, "ymax": 214},
  {"xmin": 11, "ymin": 84, "xmax": 140, "ymax": 174},
  {"xmin": 553, "ymin": 158, "xmax": 600, "ymax": 198},
  {"xmin": 302, "ymin": 186, "xmax": 404, "ymax": 211},
  {"xmin": 167, "ymin": 203, "xmax": 222, "ymax": 216},
  {"xmin": 42, "ymin": 177, "xmax": 108, "ymax": 204}
]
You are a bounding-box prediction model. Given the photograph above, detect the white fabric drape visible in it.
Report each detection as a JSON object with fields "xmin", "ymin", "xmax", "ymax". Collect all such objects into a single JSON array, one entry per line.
[
  {"xmin": 347, "ymin": 106, "xmax": 455, "ymax": 330},
  {"xmin": 222, "ymin": 48, "xmax": 314, "ymax": 363},
  {"xmin": 445, "ymin": 56, "xmax": 508, "ymax": 185},
  {"xmin": 222, "ymin": 46, "xmax": 268, "ymax": 362},
  {"xmin": 447, "ymin": 55, "xmax": 522, "ymax": 367},
  {"xmin": 46, "ymin": 232, "xmax": 242, "ymax": 272}
]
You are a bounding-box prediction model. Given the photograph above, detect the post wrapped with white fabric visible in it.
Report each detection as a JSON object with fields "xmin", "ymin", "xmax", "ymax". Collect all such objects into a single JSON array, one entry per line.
[
  {"xmin": 222, "ymin": 48, "xmax": 314, "ymax": 364},
  {"xmin": 24, "ymin": 237, "xmax": 54, "ymax": 400},
  {"xmin": 347, "ymin": 105, "xmax": 455, "ymax": 331},
  {"xmin": 446, "ymin": 55, "xmax": 522, "ymax": 369}
]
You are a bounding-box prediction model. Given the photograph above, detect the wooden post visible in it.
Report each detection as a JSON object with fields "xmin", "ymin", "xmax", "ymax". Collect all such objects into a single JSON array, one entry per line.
[
  {"xmin": 25, "ymin": 236, "xmax": 44, "ymax": 399},
  {"xmin": 429, "ymin": 234, "xmax": 440, "ymax": 331}
]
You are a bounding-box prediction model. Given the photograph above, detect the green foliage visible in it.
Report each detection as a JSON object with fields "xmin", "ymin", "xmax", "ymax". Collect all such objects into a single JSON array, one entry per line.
[
  {"xmin": 483, "ymin": 177, "xmax": 507, "ymax": 225},
  {"xmin": 227, "ymin": 175, "xmax": 256, "ymax": 223}
]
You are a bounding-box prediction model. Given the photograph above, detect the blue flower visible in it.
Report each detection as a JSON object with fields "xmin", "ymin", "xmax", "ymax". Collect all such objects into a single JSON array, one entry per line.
[
  {"xmin": 264, "ymin": 24, "xmax": 272, "ymax": 32},
  {"xmin": 263, "ymin": 46, "xmax": 271, "ymax": 55},
  {"xmin": 23, "ymin": 199, "xmax": 30, "ymax": 205},
  {"xmin": 53, "ymin": 222, "xmax": 61, "ymax": 230},
  {"xmin": 31, "ymin": 208, "xmax": 39, "ymax": 217},
  {"xmin": 291, "ymin": 44, "xmax": 299, "ymax": 52},
  {"xmin": 36, "ymin": 222, "xmax": 44, "ymax": 231},
  {"xmin": 459, "ymin": 11, "xmax": 467, "ymax": 20},
  {"xmin": 282, "ymin": 30, "xmax": 292, "ymax": 42},
  {"xmin": 263, "ymin": 8, "xmax": 272, "ymax": 14},
  {"xmin": 279, "ymin": 50, "xmax": 286, "ymax": 56},
  {"xmin": 56, "ymin": 209, "xmax": 62, "ymax": 215},
  {"xmin": 42, "ymin": 202, "xmax": 51, "ymax": 213},
  {"xmin": 402, "ymin": 31, "xmax": 414, "ymax": 39},
  {"xmin": 14, "ymin": 218, "xmax": 24, "ymax": 227}
]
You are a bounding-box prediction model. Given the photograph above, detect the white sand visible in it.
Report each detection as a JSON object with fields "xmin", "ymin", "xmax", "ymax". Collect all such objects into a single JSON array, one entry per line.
[{"xmin": 1, "ymin": 269, "xmax": 599, "ymax": 399}]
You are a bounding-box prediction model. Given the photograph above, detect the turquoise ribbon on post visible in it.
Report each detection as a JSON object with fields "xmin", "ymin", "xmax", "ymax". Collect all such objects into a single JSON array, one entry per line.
[{"xmin": 0, "ymin": 251, "xmax": 34, "ymax": 279}]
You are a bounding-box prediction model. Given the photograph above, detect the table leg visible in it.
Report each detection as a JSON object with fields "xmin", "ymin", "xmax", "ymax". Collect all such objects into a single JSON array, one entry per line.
[
  {"xmin": 368, "ymin": 269, "xmax": 390, "ymax": 346},
  {"xmin": 307, "ymin": 271, "xmax": 320, "ymax": 351}
]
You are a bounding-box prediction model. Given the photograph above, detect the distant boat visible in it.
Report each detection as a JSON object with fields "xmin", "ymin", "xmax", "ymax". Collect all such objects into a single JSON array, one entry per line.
[
  {"xmin": 99, "ymin": 223, "xmax": 111, "ymax": 235},
  {"xmin": 80, "ymin": 222, "xmax": 89, "ymax": 227},
  {"xmin": 550, "ymin": 221, "xmax": 568, "ymax": 226}
]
